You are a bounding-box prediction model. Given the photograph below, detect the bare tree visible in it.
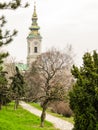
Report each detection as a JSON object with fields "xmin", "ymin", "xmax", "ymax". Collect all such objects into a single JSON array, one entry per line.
[
  {"xmin": 4, "ymin": 57, "xmax": 16, "ymax": 86},
  {"xmin": 30, "ymin": 47, "xmax": 74, "ymax": 127}
]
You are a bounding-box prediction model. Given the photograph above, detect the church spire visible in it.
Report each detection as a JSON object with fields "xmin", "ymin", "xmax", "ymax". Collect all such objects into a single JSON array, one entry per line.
[
  {"xmin": 28, "ymin": 2, "xmax": 41, "ymax": 39},
  {"xmin": 27, "ymin": 2, "xmax": 42, "ymax": 67},
  {"xmin": 33, "ymin": 2, "xmax": 37, "ymax": 17}
]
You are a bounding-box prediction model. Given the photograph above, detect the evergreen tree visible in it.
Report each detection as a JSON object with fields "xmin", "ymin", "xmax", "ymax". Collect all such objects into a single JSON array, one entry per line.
[
  {"xmin": 0, "ymin": 0, "xmax": 28, "ymax": 9},
  {"xmin": 0, "ymin": 0, "xmax": 28, "ymax": 109},
  {"xmin": 10, "ymin": 67, "xmax": 25, "ymax": 109},
  {"xmin": 0, "ymin": 71, "xmax": 9, "ymax": 109},
  {"xmin": 0, "ymin": 0, "xmax": 29, "ymax": 48},
  {"xmin": 69, "ymin": 50, "xmax": 98, "ymax": 130},
  {"xmin": 0, "ymin": 14, "xmax": 15, "ymax": 110}
]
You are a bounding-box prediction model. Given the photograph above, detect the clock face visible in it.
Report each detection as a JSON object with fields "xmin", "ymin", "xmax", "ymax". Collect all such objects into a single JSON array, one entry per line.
[{"xmin": 34, "ymin": 41, "xmax": 38, "ymax": 45}]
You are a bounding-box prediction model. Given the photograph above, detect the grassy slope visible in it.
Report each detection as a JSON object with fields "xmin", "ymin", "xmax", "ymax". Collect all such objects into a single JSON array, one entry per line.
[
  {"xmin": 0, "ymin": 103, "xmax": 58, "ymax": 130},
  {"xmin": 30, "ymin": 102, "xmax": 74, "ymax": 124}
]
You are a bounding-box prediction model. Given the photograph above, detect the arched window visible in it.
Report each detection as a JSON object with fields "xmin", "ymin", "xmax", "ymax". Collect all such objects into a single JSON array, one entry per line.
[{"xmin": 34, "ymin": 47, "xmax": 37, "ymax": 53}]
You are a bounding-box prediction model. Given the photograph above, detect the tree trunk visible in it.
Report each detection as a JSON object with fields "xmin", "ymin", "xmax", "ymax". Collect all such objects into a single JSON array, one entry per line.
[
  {"xmin": 0, "ymin": 102, "xmax": 2, "ymax": 110},
  {"xmin": 0, "ymin": 98, "xmax": 2, "ymax": 110},
  {"xmin": 14, "ymin": 98, "xmax": 19, "ymax": 110},
  {"xmin": 40, "ymin": 106, "xmax": 47, "ymax": 127},
  {"xmin": 40, "ymin": 100, "xmax": 48, "ymax": 127}
]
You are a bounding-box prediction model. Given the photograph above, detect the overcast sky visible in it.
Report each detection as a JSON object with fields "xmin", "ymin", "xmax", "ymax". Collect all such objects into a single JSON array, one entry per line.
[{"xmin": 1, "ymin": 0, "xmax": 98, "ymax": 66}]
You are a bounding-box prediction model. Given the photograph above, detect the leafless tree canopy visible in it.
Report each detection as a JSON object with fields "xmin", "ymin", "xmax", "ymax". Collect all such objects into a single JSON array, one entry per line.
[{"xmin": 33, "ymin": 48, "xmax": 73, "ymax": 96}]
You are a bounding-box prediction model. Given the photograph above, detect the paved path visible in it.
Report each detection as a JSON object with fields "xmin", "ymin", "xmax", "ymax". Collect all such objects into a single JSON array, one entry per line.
[{"xmin": 20, "ymin": 101, "xmax": 74, "ymax": 130}]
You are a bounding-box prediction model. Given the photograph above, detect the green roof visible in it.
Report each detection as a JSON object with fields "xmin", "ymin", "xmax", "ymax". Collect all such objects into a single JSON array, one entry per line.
[
  {"xmin": 16, "ymin": 63, "xmax": 28, "ymax": 71},
  {"xmin": 27, "ymin": 34, "xmax": 42, "ymax": 39}
]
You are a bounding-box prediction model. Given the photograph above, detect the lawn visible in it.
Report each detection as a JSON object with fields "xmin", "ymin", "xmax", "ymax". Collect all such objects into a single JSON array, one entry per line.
[
  {"xmin": 0, "ymin": 103, "xmax": 58, "ymax": 130},
  {"xmin": 29, "ymin": 102, "xmax": 74, "ymax": 124}
]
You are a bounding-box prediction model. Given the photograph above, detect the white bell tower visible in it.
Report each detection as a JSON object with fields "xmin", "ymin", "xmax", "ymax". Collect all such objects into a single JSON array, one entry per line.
[{"xmin": 27, "ymin": 3, "xmax": 42, "ymax": 67}]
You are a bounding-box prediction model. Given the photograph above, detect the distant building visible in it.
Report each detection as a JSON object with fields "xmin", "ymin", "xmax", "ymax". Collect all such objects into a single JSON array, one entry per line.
[
  {"xmin": 15, "ymin": 63, "xmax": 28, "ymax": 72},
  {"xmin": 27, "ymin": 3, "xmax": 42, "ymax": 67}
]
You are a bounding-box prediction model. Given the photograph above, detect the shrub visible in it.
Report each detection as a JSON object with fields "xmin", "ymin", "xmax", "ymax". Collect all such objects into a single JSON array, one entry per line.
[{"xmin": 49, "ymin": 101, "xmax": 73, "ymax": 117}]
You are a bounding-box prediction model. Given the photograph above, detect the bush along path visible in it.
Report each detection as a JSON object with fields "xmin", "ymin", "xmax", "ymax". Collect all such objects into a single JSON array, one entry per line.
[{"xmin": 20, "ymin": 101, "xmax": 73, "ymax": 130}]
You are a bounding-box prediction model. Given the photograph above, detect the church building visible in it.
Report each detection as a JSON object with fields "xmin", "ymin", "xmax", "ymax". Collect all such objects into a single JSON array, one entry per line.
[{"xmin": 27, "ymin": 3, "xmax": 42, "ymax": 67}]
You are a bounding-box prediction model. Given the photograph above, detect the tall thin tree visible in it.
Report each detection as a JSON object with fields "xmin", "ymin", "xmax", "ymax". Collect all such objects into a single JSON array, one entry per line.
[{"xmin": 10, "ymin": 66, "xmax": 25, "ymax": 109}]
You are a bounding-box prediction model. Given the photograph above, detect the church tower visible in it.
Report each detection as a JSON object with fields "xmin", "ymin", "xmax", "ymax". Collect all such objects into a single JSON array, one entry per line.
[{"xmin": 27, "ymin": 3, "xmax": 42, "ymax": 67}]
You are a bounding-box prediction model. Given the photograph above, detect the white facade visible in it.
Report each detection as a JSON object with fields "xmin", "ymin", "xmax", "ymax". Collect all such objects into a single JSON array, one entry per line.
[{"xmin": 27, "ymin": 38, "xmax": 41, "ymax": 66}]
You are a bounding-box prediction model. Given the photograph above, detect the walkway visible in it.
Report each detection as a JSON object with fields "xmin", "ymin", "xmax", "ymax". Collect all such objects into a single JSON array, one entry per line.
[{"xmin": 20, "ymin": 101, "xmax": 74, "ymax": 130}]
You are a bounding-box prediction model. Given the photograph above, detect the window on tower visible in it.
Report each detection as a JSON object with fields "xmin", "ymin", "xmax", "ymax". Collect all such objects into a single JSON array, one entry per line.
[
  {"xmin": 34, "ymin": 47, "xmax": 38, "ymax": 53},
  {"xmin": 29, "ymin": 46, "xmax": 30, "ymax": 53}
]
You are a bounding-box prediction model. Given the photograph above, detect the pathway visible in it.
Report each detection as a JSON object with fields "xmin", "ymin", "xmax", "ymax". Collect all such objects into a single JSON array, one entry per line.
[{"xmin": 20, "ymin": 101, "xmax": 74, "ymax": 130}]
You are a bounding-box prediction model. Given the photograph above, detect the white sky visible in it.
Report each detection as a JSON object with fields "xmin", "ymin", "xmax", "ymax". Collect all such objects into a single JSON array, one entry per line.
[{"xmin": 0, "ymin": 0, "xmax": 98, "ymax": 66}]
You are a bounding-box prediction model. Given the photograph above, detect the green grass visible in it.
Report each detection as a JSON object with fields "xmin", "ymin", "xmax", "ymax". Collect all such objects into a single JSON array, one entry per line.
[
  {"xmin": 29, "ymin": 102, "xmax": 74, "ymax": 124},
  {"xmin": 0, "ymin": 103, "xmax": 58, "ymax": 130}
]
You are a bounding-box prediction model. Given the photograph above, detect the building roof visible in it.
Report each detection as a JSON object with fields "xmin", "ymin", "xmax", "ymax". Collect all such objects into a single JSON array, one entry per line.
[{"xmin": 16, "ymin": 63, "xmax": 28, "ymax": 71}]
